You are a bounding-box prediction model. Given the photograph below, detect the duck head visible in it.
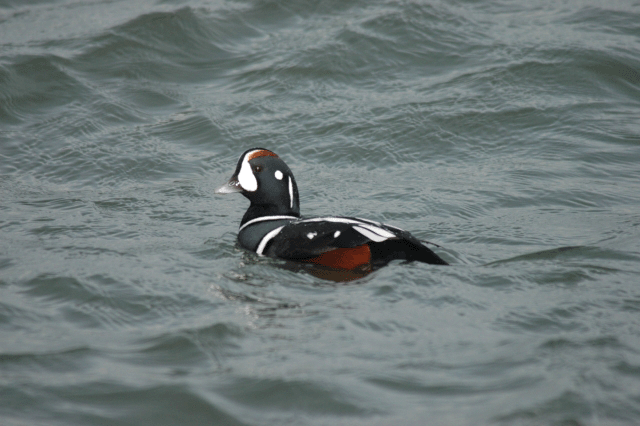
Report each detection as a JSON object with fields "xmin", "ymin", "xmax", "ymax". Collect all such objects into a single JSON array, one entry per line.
[{"xmin": 216, "ymin": 148, "xmax": 300, "ymax": 224}]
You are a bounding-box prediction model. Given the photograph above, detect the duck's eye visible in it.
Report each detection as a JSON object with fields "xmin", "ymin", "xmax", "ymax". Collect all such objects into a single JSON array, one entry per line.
[{"xmin": 253, "ymin": 165, "xmax": 263, "ymax": 173}]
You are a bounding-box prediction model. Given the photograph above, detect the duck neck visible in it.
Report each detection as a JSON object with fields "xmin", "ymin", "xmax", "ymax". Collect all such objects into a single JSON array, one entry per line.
[{"xmin": 240, "ymin": 203, "xmax": 300, "ymax": 227}]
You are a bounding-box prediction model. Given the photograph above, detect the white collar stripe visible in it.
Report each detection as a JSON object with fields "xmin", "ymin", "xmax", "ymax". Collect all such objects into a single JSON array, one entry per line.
[{"xmin": 239, "ymin": 215, "xmax": 297, "ymax": 231}]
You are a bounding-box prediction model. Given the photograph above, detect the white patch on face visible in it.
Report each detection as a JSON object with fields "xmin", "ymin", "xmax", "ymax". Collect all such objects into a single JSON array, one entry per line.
[
  {"xmin": 307, "ymin": 232, "xmax": 317, "ymax": 240},
  {"xmin": 237, "ymin": 152, "xmax": 258, "ymax": 192},
  {"xmin": 274, "ymin": 170, "xmax": 283, "ymax": 180},
  {"xmin": 288, "ymin": 177, "xmax": 294, "ymax": 209},
  {"xmin": 334, "ymin": 231, "xmax": 341, "ymax": 238}
]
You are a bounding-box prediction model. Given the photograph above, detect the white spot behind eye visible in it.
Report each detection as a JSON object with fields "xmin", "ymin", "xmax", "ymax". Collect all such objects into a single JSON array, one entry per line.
[
  {"xmin": 334, "ymin": 231, "xmax": 341, "ymax": 238},
  {"xmin": 307, "ymin": 232, "xmax": 316, "ymax": 239},
  {"xmin": 275, "ymin": 170, "xmax": 283, "ymax": 180}
]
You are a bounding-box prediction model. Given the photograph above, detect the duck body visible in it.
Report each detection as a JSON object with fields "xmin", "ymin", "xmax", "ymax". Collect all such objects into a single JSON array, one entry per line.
[{"xmin": 216, "ymin": 148, "xmax": 448, "ymax": 270}]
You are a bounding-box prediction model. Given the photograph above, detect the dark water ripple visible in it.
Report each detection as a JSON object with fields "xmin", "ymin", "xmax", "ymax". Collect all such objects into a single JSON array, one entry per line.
[{"xmin": 2, "ymin": 0, "xmax": 640, "ymax": 425}]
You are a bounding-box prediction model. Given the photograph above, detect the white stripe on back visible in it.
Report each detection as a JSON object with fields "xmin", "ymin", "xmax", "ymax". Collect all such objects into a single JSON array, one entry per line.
[
  {"xmin": 353, "ymin": 226, "xmax": 389, "ymax": 242},
  {"xmin": 300, "ymin": 217, "xmax": 397, "ymax": 241},
  {"xmin": 356, "ymin": 223, "xmax": 396, "ymax": 239},
  {"xmin": 355, "ymin": 217, "xmax": 404, "ymax": 232},
  {"xmin": 301, "ymin": 217, "xmax": 363, "ymax": 225}
]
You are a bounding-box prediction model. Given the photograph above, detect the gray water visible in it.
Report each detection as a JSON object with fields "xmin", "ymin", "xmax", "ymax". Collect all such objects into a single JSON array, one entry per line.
[{"xmin": 2, "ymin": 0, "xmax": 640, "ymax": 424}]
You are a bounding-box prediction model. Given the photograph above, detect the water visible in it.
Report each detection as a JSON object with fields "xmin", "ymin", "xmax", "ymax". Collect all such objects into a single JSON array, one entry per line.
[{"xmin": 2, "ymin": 0, "xmax": 640, "ymax": 424}]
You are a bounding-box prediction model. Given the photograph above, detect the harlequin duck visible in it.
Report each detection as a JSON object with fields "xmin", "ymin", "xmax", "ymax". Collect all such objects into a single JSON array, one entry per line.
[{"xmin": 215, "ymin": 148, "xmax": 448, "ymax": 271}]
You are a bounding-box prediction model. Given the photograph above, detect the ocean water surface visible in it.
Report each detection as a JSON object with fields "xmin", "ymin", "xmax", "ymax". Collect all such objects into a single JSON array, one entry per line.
[{"xmin": 1, "ymin": 0, "xmax": 640, "ymax": 424}]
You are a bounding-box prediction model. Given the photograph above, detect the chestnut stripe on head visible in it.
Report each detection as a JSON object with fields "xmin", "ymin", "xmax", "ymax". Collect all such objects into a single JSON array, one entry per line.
[{"xmin": 247, "ymin": 149, "xmax": 278, "ymax": 161}]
